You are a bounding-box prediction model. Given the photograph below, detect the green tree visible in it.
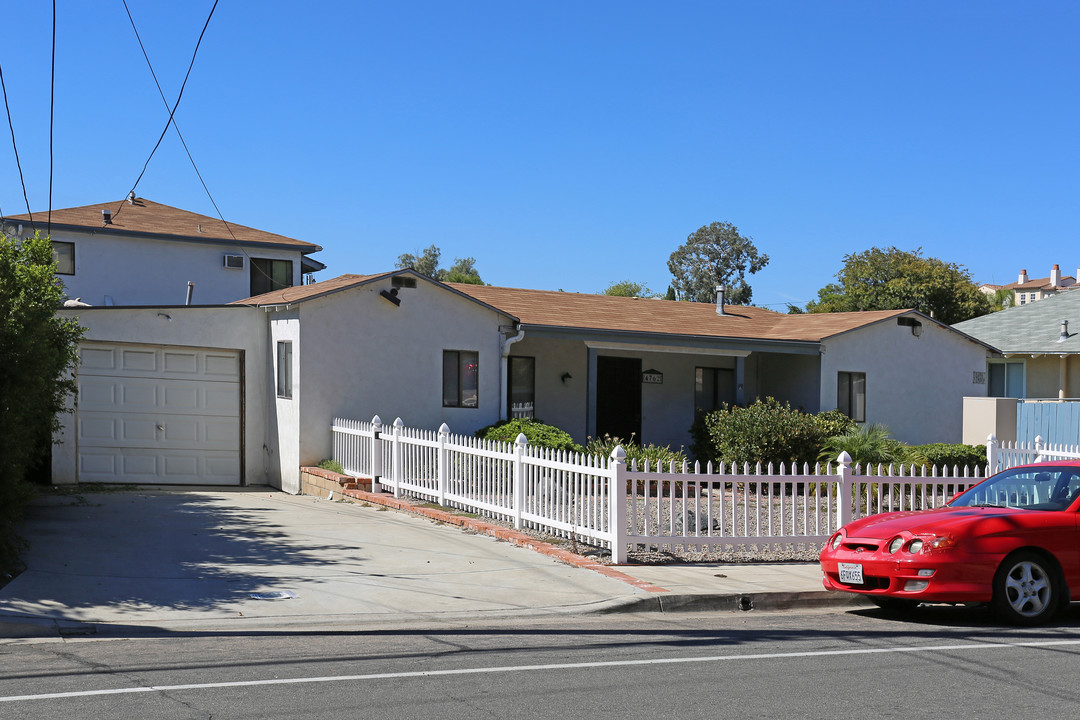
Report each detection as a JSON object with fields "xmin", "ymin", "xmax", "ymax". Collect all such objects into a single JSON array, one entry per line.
[
  {"xmin": 442, "ymin": 256, "xmax": 483, "ymax": 285},
  {"xmin": 806, "ymin": 247, "xmax": 990, "ymax": 323},
  {"xmin": 667, "ymin": 222, "xmax": 769, "ymax": 304},
  {"xmin": 0, "ymin": 231, "xmax": 84, "ymax": 568},
  {"xmin": 394, "ymin": 245, "xmax": 442, "ymax": 278},
  {"xmin": 601, "ymin": 280, "xmax": 656, "ymax": 298},
  {"xmin": 395, "ymin": 246, "xmax": 484, "ymax": 284}
]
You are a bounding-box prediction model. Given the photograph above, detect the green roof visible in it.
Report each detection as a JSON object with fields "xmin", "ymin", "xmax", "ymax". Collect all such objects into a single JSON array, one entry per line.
[{"xmin": 953, "ymin": 289, "xmax": 1080, "ymax": 354}]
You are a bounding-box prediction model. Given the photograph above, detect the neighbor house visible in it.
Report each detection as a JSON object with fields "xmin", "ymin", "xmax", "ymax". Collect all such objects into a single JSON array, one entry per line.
[
  {"xmin": 981, "ymin": 264, "xmax": 1078, "ymax": 308},
  {"xmin": 954, "ymin": 288, "xmax": 1080, "ymax": 445},
  {"xmin": 53, "ymin": 271, "xmax": 996, "ymax": 492},
  {"xmin": 2, "ymin": 196, "xmax": 324, "ymax": 306}
]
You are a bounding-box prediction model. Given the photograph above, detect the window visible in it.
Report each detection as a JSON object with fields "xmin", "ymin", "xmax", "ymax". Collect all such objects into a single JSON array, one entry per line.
[
  {"xmin": 276, "ymin": 341, "xmax": 293, "ymax": 398},
  {"xmin": 837, "ymin": 371, "xmax": 866, "ymax": 422},
  {"xmin": 988, "ymin": 361, "xmax": 1024, "ymax": 398},
  {"xmin": 508, "ymin": 356, "xmax": 535, "ymax": 418},
  {"xmin": 52, "ymin": 241, "xmax": 74, "ymax": 275},
  {"xmin": 1019, "ymin": 293, "xmax": 1027, "ymax": 305},
  {"xmin": 695, "ymin": 367, "xmax": 734, "ymax": 414},
  {"xmin": 251, "ymin": 258, "xmax": 294, "ymax": 296},
  {"xmin": 443, "ymin": 350, "xmax": 478, "ymax": 408}
]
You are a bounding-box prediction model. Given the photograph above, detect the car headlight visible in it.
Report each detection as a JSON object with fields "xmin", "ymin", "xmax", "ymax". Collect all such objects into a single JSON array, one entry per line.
[
  {"xmin": 888, "ymin": 536, "xmax": 904, "ymax": 554},
  {"xmin": 907, "ymin": 538, "xmax": 924, "ymax": 554},
  {"xmin": 830, "ymin": 532, "xmax": 843, "ymax": 550},
  {"xmin": 926, "ymin": 535, "xmax": 956, "ymax": 553}
]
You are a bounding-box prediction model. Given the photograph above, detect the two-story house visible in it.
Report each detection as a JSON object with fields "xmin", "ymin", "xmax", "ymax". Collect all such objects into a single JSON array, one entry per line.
[{"xmin": 1, "ymin": 195, "xmax": 324, "ymax": 306}]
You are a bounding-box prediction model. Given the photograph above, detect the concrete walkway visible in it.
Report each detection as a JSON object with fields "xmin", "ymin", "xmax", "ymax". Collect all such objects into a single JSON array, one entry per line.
[{"xmin": 0, "ymin": 487, "xmax": 862, "ymax": 639}]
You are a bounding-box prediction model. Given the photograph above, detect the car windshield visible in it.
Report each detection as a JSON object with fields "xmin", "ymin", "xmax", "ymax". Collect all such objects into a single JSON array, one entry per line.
[{"xmin": 950, "ymin": 466, "xmax": 1080, "ymax": 511}]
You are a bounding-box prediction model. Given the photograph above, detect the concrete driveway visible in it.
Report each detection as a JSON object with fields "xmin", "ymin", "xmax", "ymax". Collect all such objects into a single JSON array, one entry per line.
[{"xmin": 0, "ymin": 487, "xmax": 647, "ymax": 635}]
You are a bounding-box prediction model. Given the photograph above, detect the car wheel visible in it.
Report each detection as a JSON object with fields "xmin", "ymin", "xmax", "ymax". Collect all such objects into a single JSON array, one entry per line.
[
  {"xmin": 869, "ymin": 597, "xmax": 918, "ymax": 614},
  {"xmin": 992, "ymin": 551, "xmax": 1061, "ymax": 625}
]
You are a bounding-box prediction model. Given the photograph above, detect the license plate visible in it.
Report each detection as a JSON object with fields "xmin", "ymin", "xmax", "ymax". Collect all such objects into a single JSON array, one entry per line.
[{"xmin": 838, "ymin": 562, "xmax": 864, "ymax": 585}]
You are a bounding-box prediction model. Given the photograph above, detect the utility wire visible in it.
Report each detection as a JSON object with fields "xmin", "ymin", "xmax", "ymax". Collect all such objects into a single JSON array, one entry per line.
[
  {"xmin": 120, "ymin": 0, "xmax": 281, "ymax": 290},
  {"xmin": 48, "ymin": 0, "xmax": 55, "ymax": 235},
  {"xmin": 112, "ymin": 0, "xmax": 218, "ymax": 225},
  {"xmin": 0, "ymin": 61, "xmax": 33, "ymax": 223}
]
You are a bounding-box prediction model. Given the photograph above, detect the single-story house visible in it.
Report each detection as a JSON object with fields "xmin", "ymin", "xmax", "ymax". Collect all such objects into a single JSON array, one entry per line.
[
  {"xmin": 53, "ymin": 270, "xmax": 996, "ymax": 492},
  {"xmin": 2, "ymin": 197, "xmax": 324, "ymax": 306},
  {"xmin": 954, "ymin": 288, "xmax": 1080, "ymax": 445}
]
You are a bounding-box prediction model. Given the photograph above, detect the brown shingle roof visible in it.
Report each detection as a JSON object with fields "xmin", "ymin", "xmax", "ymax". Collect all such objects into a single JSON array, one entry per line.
[
  {"xmin": 232, "ymin": 273, "xmax": 387, "ymax": 306},
  {"xmin": 4, "ymin": 198, "xmax": 320, "ymax": 251},
  {"xmin": 447, "ymin": 283, "xmax": 910, "ymax": 342}
]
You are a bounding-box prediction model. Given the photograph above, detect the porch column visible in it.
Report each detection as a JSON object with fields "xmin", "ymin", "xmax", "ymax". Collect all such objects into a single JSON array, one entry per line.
[
  {"xmin": 1060, "ymin": 355, "xmax": 1068, "ymax": 400},
  {"xmin": 734, "ymin": 356, "xmax": 746, "ymax": 405},
  {"xmin": 586, "ymin": 346, "xmax": 598, "ymax": 438}
]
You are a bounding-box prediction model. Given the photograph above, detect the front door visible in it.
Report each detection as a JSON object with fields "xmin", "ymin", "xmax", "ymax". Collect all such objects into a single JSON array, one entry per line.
[{"xmin": 596, "ymin": 356, "xmax": 641, "ymax": 442}]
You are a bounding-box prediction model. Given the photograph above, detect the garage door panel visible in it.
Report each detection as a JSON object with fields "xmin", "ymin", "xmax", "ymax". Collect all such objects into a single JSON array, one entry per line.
[
  {"xmin": 75, "ymin": 343, "xmax": 242, "ymax": 485},
  {"xmin": 79, "ymin": 448, "xmax": 238, "ymax": 485}
]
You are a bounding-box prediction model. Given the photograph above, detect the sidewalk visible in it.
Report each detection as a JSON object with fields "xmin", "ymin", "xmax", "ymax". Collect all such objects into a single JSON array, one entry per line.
[{"xmin": 0, "ymin": 487, "xmax": 864, "ymax": 640}]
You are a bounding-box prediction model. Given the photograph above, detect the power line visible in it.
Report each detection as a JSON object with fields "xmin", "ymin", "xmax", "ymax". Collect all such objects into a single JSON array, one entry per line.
[
  {"xmin": 48, "ymin": 0, "xmax": 55, "ymax": 235},
  {"xmin": 120, "ymin": 0, "xmax": 280, "ymax": 290},
  {"xmin": 0, "ymin": 61, "xmax": 33, "ymax": 222},
  {"xmin": 112, "ymin": 0, "xmax": 218, "ymax": 225}
]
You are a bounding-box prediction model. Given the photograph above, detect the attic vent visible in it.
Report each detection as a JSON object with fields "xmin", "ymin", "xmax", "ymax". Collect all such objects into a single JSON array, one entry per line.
[
  {"xmin": 224, "ymin": 254, "xmax": 245, "ymax": 269},
  {"xmin": 897, "ymin": 316, "xmax": 922, "ymax": 336},
  {"xmin": 392, "ymin": 276, "xmax": 417, "ymax": 289},
  {"xmin": 102, "ymin": 209, "xmax": 112, "ymax": 224}
]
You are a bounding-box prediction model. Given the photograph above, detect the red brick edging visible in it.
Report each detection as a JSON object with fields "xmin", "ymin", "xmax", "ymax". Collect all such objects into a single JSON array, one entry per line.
[{"xmin": 300, "ymin": 467, "xmax": 667, "ymax": 593}]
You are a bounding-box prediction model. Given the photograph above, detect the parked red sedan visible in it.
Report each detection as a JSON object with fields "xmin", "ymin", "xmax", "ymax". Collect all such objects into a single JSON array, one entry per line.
[{"xmin": 820, "ymin": 461, "xmax": 1080, "ymax": 624}]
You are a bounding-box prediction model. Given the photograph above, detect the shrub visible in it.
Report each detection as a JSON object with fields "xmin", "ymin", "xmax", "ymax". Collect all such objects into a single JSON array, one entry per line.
[
  {"xmin": 584, "ymin": 434, "xmax": 689, "ymax": 469},
  {"xmin": 317, "ymin": 459, "xmax": 345, "ymax": 474},
  {"xmin": 691, "ymin": 398, "xmax": 854, "ymax": 468},
  {"xmin": 474, "ymin": 418, "xmax": 582, "ymax": 453},
  {"xmin": 817, "ymin": 424, "xmax": 918, "ymax": 469},
  {"xmin": 911, "ymin": 443, "xmax": 987, "ymax": 475}
]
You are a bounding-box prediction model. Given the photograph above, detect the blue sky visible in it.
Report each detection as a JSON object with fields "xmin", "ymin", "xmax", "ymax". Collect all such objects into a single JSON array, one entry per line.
[{"xmin": 2, "ymin": 1, "xmax": 1077, "ymax": 310}]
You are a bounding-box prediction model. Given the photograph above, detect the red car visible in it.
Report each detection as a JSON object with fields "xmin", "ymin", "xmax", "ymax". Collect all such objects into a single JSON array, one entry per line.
[{"xmin": 820, "ymin": 461, "xmax": 1080, "ymax": 624}]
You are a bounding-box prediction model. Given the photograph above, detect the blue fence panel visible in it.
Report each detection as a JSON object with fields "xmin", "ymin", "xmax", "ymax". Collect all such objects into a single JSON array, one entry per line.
[{"xmin": 1018, "ymin": 402, "xmax": 1080, "ymax": 446}]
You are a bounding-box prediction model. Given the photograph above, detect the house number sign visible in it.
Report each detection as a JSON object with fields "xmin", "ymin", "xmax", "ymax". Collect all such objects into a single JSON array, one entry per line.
[{"xmin": 642, "ymin": 369, "xmax": 663, "ymax": 385}]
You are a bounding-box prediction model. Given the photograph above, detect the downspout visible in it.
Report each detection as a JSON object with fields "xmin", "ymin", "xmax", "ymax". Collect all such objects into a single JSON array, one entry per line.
[{"xmin": 501, "ymin": 325, "xmax": 526, "ymax": 420}]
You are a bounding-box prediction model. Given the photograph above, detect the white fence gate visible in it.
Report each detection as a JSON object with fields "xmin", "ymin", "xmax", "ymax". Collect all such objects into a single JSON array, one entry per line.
[{"xmin": 332, "ymin": 418, "xmax": 1078, "ymax": 563}]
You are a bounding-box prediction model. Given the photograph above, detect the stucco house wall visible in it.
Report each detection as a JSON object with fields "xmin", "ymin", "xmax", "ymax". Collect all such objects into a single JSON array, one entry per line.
[
  {"xmin": 291, "ymin": 278, "xmax": 511, "ymax": 466},
  {"xmin": 754, "ymin": 352, "xmax": 821, "ymax": 412},
  {"xmin": 270, "ymin": 311, "xmax": 302, "ymax": 493},
  {"xmin": 819, "ymin": 315, "xmax": 990, "ymax": 444},
  {"xmin": 51, "ymin": 306, "xmax": 274, "ymax": 486},
  {"xmin": 50, "ymin": 228, "xmax": 305, "ymax": 307},
  {"xmin": 505, "ymin": 336, "xmax": 589, "ymax": 441}
]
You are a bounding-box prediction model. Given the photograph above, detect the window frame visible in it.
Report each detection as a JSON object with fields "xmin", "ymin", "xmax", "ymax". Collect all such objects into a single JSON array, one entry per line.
[
  {"xmin": 987, "ymin": 360, "xmax": 1024, "ymax": 399},
  {"xmin": 507, "ymin": 355, "xmax": 536, "ymax": 418},
  {"xmin": 276, "ymin": 341, "xmax": 293, "ymax": 399},
  {"xmin": 694, "ymin": 366, "xmax": 734, "ymax": 415},
  {"xmin": 837, "ymin": 371, "xmax": 866, "ymax": 422},
  {"xmin": 52, "ymin": 241, "xmax": 75, "ymax": 275},
  {"xmin": 443, "ymin": 349, "xmax": 479, "ymax": 408},
  {"xmin": 251, "ymin": 258, "xmax": 294, "ymax": 296}
]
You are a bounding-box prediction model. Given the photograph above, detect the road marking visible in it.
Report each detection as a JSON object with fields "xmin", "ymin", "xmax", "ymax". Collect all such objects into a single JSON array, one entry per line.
[{"xmin": 5, "ymin": 637, "xmax": 1080, "ymax": 703}]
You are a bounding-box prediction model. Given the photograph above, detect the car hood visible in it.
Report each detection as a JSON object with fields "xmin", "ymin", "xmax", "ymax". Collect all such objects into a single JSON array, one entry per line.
[{"xmin": 842, "ymin": 505, "xmax": 1024, "ymax": 539}]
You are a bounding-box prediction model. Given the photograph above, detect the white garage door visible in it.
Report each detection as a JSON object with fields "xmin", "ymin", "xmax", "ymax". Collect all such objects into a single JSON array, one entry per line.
[{"xmin": 76, "ymin": 343, "xmax": 242, "ymax": 485}]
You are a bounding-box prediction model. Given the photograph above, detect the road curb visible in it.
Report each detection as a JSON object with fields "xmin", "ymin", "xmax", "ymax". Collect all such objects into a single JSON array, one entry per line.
[{"xmin": 592, "ymin": 590, "xmax": 874, "ymax": 614}]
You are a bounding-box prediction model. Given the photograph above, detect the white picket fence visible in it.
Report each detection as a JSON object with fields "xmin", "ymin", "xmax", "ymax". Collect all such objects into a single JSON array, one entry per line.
[{"xmin": 332, "ymin": 417, "xmax": 1079, "ymax": 563}]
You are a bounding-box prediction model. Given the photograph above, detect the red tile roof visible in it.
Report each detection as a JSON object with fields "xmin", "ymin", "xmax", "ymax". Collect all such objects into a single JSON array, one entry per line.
[{"xmin": 4, "ymin": 198, "xmax": 320, "ymax": 251}]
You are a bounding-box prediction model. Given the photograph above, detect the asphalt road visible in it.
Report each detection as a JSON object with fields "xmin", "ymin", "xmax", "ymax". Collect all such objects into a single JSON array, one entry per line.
[{"xmin": 6, "ymin": 603, "xmax": 1080, "ymax": 719}]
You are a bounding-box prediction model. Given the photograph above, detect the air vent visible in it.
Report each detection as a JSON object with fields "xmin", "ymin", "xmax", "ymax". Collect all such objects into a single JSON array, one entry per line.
[
  {"xmin": 392, "ymin": 276, "xmax": 417, "ymax": 289},
  {"xmin": 224, "ymin": 254, "xmax": 244, "ymax": 269}
]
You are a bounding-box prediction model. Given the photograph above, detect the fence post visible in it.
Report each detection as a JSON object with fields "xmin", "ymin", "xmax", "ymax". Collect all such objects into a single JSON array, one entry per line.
[
  {"xmin": 837, "ymin": 451, "xmax": 853, "ymax": 527},
  {"xmin": 438, "ymin": 423, "xmax": 450, "ymax": 507},
  {"xmin": 512, "ymin": 433, "xmax": 527, "ymax": 530},
  {"xmin": 391, "ymin": 417, "xmax": 404, "ymax": 498},
  {"xmin": 609, "ymin": 445, "xmax": 628, "ymax": 564},
  {"xmin": 371, "ymin": 415, "xmax": 383, "ymax": 494},
  {"xmin": 985, "ymin": 433, "xmax": 998, "ymax": 475},
  {"xmin": 1035, "ymin": 435, "xmax": 1045, "ymax": 463}
]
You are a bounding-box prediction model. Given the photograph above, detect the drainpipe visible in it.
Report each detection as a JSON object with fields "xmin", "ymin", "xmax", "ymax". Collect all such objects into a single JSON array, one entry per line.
[{"xmin": 500, "ymin": 325, "xmax": 526, "ymax": 420}]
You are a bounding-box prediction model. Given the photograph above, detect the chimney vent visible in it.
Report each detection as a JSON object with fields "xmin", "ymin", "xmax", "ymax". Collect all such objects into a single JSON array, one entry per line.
[
  {"xmin": 127, "ymin": 191, "xmax": 136, "ymax": 205},
  {"xmin": 715, "ymin": 285, "xmax": 727, "ymax": 315},
  {"xmin": 1060, "ymin": 319, "xmax": 1071, "ymax": 343},
  {"xmin": 1019, "ymin": 269, "xmax": 1028, "ymax": 284},
  {"xmin": 101, "ymin": 209, "xmax": 112, "ymax": 224}
]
